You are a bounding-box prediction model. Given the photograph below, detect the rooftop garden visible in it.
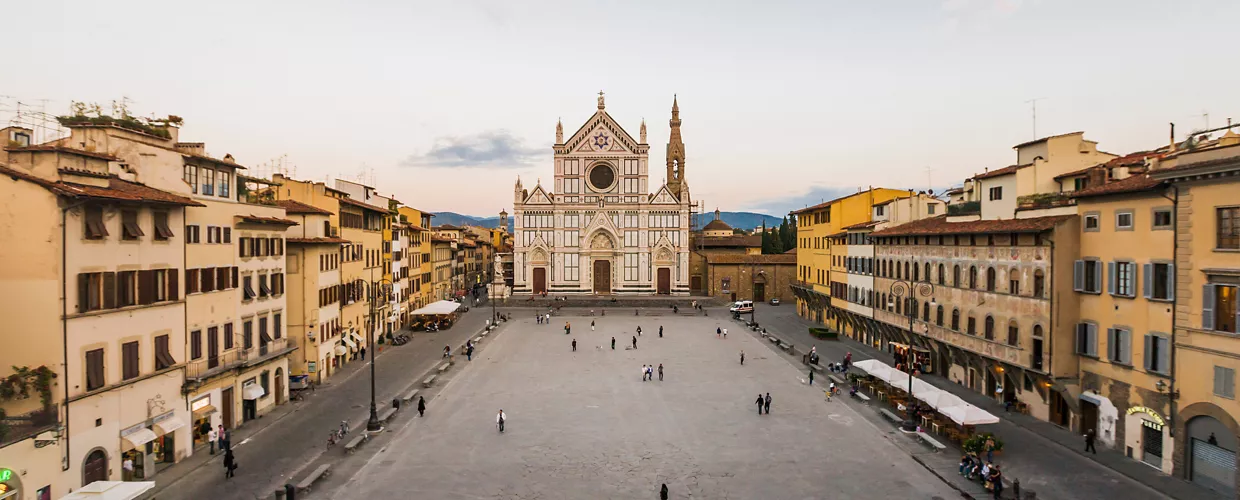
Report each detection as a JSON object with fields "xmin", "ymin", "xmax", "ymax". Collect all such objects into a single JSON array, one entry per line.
[
  {"xmin": 57, "ymin": 101, "xmax": 182, "ymax": 139},
  {"xmin": 947, "ymin": 201, "xmax": 980, "ymax": 216}
]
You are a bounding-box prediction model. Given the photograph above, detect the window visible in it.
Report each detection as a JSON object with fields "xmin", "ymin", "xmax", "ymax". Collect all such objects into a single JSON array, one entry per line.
[
  {"xmin": 207, "ymin": 226, "xmax": 218, "ymax": 244},
  {"xmin": 951, "ymin": 309, "xmax": 960, "ymax": 330},
  {"xmin": 77, "ymin": 272, "xmax": 104, "ymax": 312},
  {"xmin": 563, "ymin": 178, "xmax": 580, "ymax": 194},
  {"xmin": 564, "ymin": 254, "xmax": 580, "ymax": 281},
  {"xmin": 191, "ymin": 329, "xmax": 203, "ymax": 360},
  {"xmin": 1153, "ymin": 208, "xmax": 1172, "ymax": 229},
  {"xmin": 1144, "ymin": 263, "xmax": 1174, "ymax": 300},
  {"xmin": 1215, "ymin": 366, "xmax": 1236, "ymax": 400},
  {"xmin": 1219, "ymin": 207, "xmax": 1240, "ymax": 249},
  {"xmin": 1109, "ymin": 261, "xmax": 1136, "ymax": 298},
  {"xmin": 118, "ymin": 271, "xmax": 137, "ymax": 306},
  {"xmin": 1116, "ymin": 211, "xmax": 1134, "ymax": 230},
  {"xmin": 986, "ymin": 267, "xmax": 996, "ymax": 292},
  {"xmin": 984, "ymin": 316, "xmax": 995, "ymax": 340},
  {"xmin": 1009, "ymin": 268, "xmax": 1020, "ymax": 295},
  {"xmin": 187, "ymin": 225, "xmax": 200, "ymax": 244},
  {"xmin": 927, "ymin": 204, "xmax": 936, "ymax": 215},
  {"xmin": 184, "ymin": 164, "xmax": 198, "ymax": 193},
  {"xmin": 202, "ymin": 168, "xmax": 215, "ymax": 196},
  {"xmin": 84, "ymin": 205, "xmax": 108, "ymax": 240},
  {"xmin": 989, "ymin": 186, "xmax": 1003, "ymax": 201},
  {"xmin": 624, "ymin": 253, "xmax": 639, "ymax": 281},
  {"xmin": 1144, "ymin": 334, "xmax": 1170, "ymax": 374},
  {"xmin": 1075, "ymin": 323, "xmax": 1098, "ymax": 357},
  {"xmin": 1108, "ymin": 327, "xmax": 1131, "ymax": 365},
  {"xmin": 1203, "ymin": 284, "xmax": 1239, "ymax": 333},
  {"xmin": 153, "ymin": 211, "xmax": 174, "ymax": 240},
  {"xmin": 261, "ymin": 371, "xmax": 270, "ymax": 396},
  {"xmin": 85, "ymin": 348, "xmax": 105, "ymax": 391},
  {"xmin": 938, "ymin": 264, "xmax": 945, "ymax": 285},
  {"xmin": 259, "ymin": 274, "xmax": 272, "ymax": 297},
  {"xmin": 1074, "ymin": 259, "xmax": 1102, "ymax": 294},
  {"xmin": 120, "ymin": 210, "xmax": 143, "ymax": 240},
  {"xmin": 624, "ymin": 230, "xmax": 638, "ymax": 247},
  {"xmin": 969, "ymin": 266, "xmax": 977, "ymax": 289},
  {"xmin": 243, "ymin": 276, "xmax": 256, "ymax": 301},
  {"xmin": 218, "ymin": 171, "xmax": 231, "ymax": 198},
  {"xmin": 223, "ymin": 324, "xmax": 234, "ymax": 349},
  {"xmin": 155, "ymin": 334, "xmax": 176, "ymax": 369},
  {"xmin": 875, "ymin": 205, "xmax": 885, "ymax": 216},
  {"xmin": 967, "ymin": 316, "xmax": 976, "ymax": 335},
  {"xmin": 1083, "ymin": 213, "xmax": 1100, "ymax": 231},
  {"xmin": 953, "ymin": 265, "xmax": 961, "ymax": 287},
  {"xmin": 244, "ymin": 320, "xmax": 254, "ymax": 349},
  {"xmin": 122, "ymin": 341, "xmax": 140, "ymax": 380},
  {"xmin": 1033, "ymin": 269, "xmax": 1046, "ymax": 298},
  {"xmin": 1074, "ymin": 177, "xmax": 1089, "ymax": 191},
  {"xmin": 1007, "ymin": 321, "xmax": 1019, "ymax": 346}
]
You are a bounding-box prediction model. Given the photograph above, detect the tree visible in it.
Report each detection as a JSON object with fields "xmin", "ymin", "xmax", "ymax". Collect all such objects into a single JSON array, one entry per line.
[{"xmin": 780, "ymin": 216, "xmax": 796, "ymax": 252}]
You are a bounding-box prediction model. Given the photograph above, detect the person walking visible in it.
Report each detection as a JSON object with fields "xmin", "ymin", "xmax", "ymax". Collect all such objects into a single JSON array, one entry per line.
[
  {"xmin": 988, "ymin": 465, "xmax": 1004, "ymax": 499},
  {"xmin": 360, "ymin": 346, "xmax": 366, "ymax": 360},
  {"xmin": 764, "ymin": 393, "xmax": 772, "ymax": 414},
  {"xmin": 723, "ymin": 328, "xmax": 727, "ymax": 339},
  {"xmin": 717, "ymin": 327, "xmax": 721, "ymax": 338},
  {"xmin": 466, "ymin": 344, "xmax": 474, "ymax": 361},
  {"xmin": 443, "ymin": 345, "xmax": 451, "ymax": 358},
  {"xmin": 660, "ymin": 483, "xmax": 669, "ymax": 500},
  {"xmin": 1084, "ymin": 428, "xmax": 1097, "ymax": 454},
  {"xmin": 417, "ymin": 396, "xmax": 426, "ymax": 417},
  {"xmin": 740, "ymin": 350, "xmax": 745, "ymax": 365},
  {"xmin": 637, "ymin": 326, "xmax": 642, "ymax": 336},
  {"xmin": 808, "ymin": 369, "xmax": 814, "ymax": 385},
  {"xmin": 985, "ymin": 436, "xmax": 996, "ymax": 462},
  {"xmin": 496, "ymin": 409, "xmax": 506, "ymax": 432},
  {"xmin": 223, "ymin": 449, "xmax": 237, "ymax": 479},
  {"xmin": 217, "ymin": 425, "xmax": 227, "ymax": 451},
  {"xmin": 571, "ymin": 339, "xmax": 577, "ymax": 352},
  {"xmin": 658, "ymin": 363, "xmax": 663, "ymax": 381},
  {"xmin": 632, "ymin": 336, "xmax": 638, "ymax": 349},
  {"xmin": 641, "ymin": 365, "xmax": 649, "ymax": 381},
  {"xmin": 536, "ymin": 314, "xmax": 541, "ymax": 325},
  {"xmin": 208, "ymin": 427, "xmax": 218, "ymax": 455},
  {"xmin": 659, "ymin": 325, "xmax": 663, "ymax": 338},
  {"xmin": 611, "ymin": 337, "xmax": 616, "ymax": 350},
  {"xmin": 565, "ymin": 322, "xmax": 571, "ymax": 335},
  {"xmin": 220, "ymin": 427, "xmax": 230, "ymax": 451},
  {"xmin": 591, "ymin": 320, "xmax": 595, "ymax": 331},
  {"xmin": 755, "ymin": 394, "xmax": 765, "ymax": 415},
  {"xmin": 545, "ymin": 312, "xmax": 551, "ymax": 324}
]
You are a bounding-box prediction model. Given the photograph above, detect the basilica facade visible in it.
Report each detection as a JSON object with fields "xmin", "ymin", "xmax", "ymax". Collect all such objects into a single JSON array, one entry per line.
[{"xmin": 512, "ymin": 93, "xmax": 693, "ymax": 295}]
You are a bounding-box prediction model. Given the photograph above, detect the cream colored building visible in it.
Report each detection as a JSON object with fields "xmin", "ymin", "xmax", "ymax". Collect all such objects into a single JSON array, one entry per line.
[
  {"xmin": 278, "ymin": 199, "xmax": 346, "ymax": 384},
  {"xmin": 1, "ymin": 138, "xmax": 198, "ymax": 497}
]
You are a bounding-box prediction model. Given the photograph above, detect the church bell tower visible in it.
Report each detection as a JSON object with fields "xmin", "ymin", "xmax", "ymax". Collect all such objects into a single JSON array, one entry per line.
[{"xmin": 665, "ymin": 95, "xmax": 686, "ymax": 198}]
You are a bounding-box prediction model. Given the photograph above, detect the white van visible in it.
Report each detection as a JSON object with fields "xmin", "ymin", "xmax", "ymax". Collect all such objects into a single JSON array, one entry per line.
[{"xmin": 730, "ymin": 300, "xmax": 754, "ymax": 313}]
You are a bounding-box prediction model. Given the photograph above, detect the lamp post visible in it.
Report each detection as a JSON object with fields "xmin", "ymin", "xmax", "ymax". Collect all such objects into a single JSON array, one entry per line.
[
  {"xmin": 355, "ymin": 278, "xmax": 393, "ymax": 433},
  {"xmin": 888, "ymin": 278, "xmax": 934, "ymax": 432}
]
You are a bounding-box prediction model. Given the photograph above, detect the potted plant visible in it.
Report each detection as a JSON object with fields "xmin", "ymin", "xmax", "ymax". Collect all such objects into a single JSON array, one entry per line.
[{"xmin": 963, "ymin": 432, "xmax": 1004, "ymax": 455}]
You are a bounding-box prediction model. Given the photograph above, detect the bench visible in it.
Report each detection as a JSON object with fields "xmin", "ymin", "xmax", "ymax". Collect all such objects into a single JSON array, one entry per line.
[
  {"xmin": 779, "ymin": 342, "xmax": 794, "ymax": 353},
  {"xmin": 295, "ymin": 464, "xmax": 332, "ymax": 492},
  {"xmin": 474, "ymin": 337, "xmax": 483, "ymax": 343},
  {"xmin": 916, "ymin": 431, "xmax": 947, "ymax": 451},
  {"xmin": 377, "ymin": 407, "xmax": 397, "ymax": 423},
  {"xmin": 809, "ymin": 364, "xmax": 825, "ymax": 373},
  {"xmin": 879, "ymin": 408, "xmax": 902, "ymax": 423},
  {"xmin": 401, "ymin": 389, "xmax": 420, "ymax": 402},
  {"xmin": 768, "ymin": 336, "xmax": 781, "ymax": 344},
  {"xmin": 827, "ymin": 374, "xmax": 846, "ymax": 385},
  {"xmin": 852, "ymin": 391, "xmax": 872, "ymax": 403},
  {"xmin": 422, "ymin": 375, "xmax": 438, "ymax": 388},
  {"xmin": 437, "ymin": 363, "xmax": 451, "ymax": 373},
  {"xmin": 343, "ymin": 434, "xmax": 367, "ymax": 454}
]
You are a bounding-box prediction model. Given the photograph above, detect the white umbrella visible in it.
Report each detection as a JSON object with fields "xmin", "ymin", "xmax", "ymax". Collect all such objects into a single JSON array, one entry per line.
[
  {"xmin": 917, "ymin": 391, "xmax": 968, "ymax": 411},
  {"xmin": 939, "ymin": 404, "xmax": 1000, "ymax": 426},
  {"xmin": 851, "ymin": 359, "xmax": 893, "ymax": 378}
]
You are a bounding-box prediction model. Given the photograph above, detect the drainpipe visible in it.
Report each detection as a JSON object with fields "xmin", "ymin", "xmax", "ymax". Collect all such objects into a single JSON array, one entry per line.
[
  {"xmin": 61, "ymin": 198, "xmax": 89, "ymax": 471},
  {"xmin": 1044, "ymin": 232, "xmax": 1056, "ymax": 411},
  {"xmin": 1162, "ymin": 185, "xmax": 1179, "ymax": 438}
]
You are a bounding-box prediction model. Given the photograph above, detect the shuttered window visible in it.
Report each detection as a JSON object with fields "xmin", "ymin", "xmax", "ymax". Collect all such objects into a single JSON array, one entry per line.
[
  {"xmin": 1107, "ymin": 328, "xmax": 1131, "ymax": 365},
  {"xmin": 121, "ymin": 210, "xmax": 144, "ymax": 240},
  {"xmin": 155, "ymin": 334, "xmax": 176, "ymax": 370},
  {"xmin": 122, "ymin": 341, "xmax": 139, "ymax": 380},
  {"xmin": 186, "ymin": 269, "xmax": 200, "ymax": 294},
  {"xmin": 84, "ymin": 205, "xmax": 108, "ymax": 240},
  {"xmin": 223, "ymin": 323, "xmax": 234, "ymax": 349},
  {"xmin": 1144, "ymin": 334, "xmax": 1170, "ymax": 374},
  {"xmin": 191, "ymin": 330, "xmax": 203, "ymax": 360},
  {"xmin": 1215, "ymin": 366, "xmax": 1236, "ymax": 399},
  {"xmin": 85, "ymin": 348, "xmax": 105, "ymax": 390},
  {"xmin": 153, "ymin": 211, "xmax": 174, "ymax": 240},
  {"xmin": 274, "ymin": 313, "xmax": 282, "ymax": 339},
  {"xmin": 118, "ymin": 271, "xmax": 137, "ymax": 306},
  {"xmin": 1076, "ymin": 323, "xmax": 1098, "ymax": 356}
]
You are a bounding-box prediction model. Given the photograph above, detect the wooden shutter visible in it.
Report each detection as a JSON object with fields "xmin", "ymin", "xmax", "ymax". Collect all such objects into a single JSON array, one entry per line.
[
  {"xmin": 232, "ymin": 267, "xmax": 239, "ymax": 288},
  {"xmin": 1143, "ymin": 264, "xmax": 1153, "ymax": 298},
  {"xmin": 1087, "ymin": 323, "xmax": 1098, "ymax": 356},
  {"xmin": 1167, "ymin": 264, "xmax": 1175, "ymax": 300},
  {"xmin": 1119, "ymin": 329, "xmax": 1130, "ymax": 364},
  {"xmin": 168, "ymin": 269, "xmax": 178, "ymax": 301},
  {"xmin": 1106, "ymin": 328, "xmax": 1115, "ymax": 360},
  {"xmin": 223, "ymin": 227, "xmax": 231, "ymax": 243},
  {"xmin": 224, "ymin": 323, "xmax": 234, "ymax": 349},
  {"xmin": 102, "ymin": 272, "xmax": 117, "ymax": 309},
  {"xmin": 138, "ymin": 270, "xmax": 155, "ymax": 305},
  {"xmin": 1073, "ymin": 260, "xmax": 1084, "ymax": 291},
  {"xmin": 86, "ymin": 349, "xmax": 104, "ymax": 390},
  {"xmin": 1158, "ymin": 336, "xmax": 1170, "ymax": 374},
  {"xmin": 1203, "ymin": 284, "xmax": 1216, "ymax": 330},
  {"xmin": 1143, "ymin": 334, "xmax": 1153, "ymax": 371},
  {"xmin": 78, "ymin": 273, "xmax": 91, "ymax": 312},
  {"xmin": 122, "ymin": 342, "xmax": 139, "ymax": 379},
  {"xmin": 239, "ymin": 237, "xmax": 248, "ymax": 257},
  {"xmin": 1107, "ymin": 262, "xmax": 1117, "ymax": 295},
  {"xmin": 191, "ymin": 330, "xmax": 202, "ymax": 360}
]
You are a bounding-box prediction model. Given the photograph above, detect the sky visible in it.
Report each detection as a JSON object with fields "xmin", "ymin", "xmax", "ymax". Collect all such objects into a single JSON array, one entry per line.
[{"xmin": 3, "ymin": 0, "xmax": 1239, "ymax": 217}]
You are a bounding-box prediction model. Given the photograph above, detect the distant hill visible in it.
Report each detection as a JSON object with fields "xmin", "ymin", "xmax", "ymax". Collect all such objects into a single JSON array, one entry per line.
[{"xmin": 430, "ymin": 210, "xmax": 782, "ymax": 232}]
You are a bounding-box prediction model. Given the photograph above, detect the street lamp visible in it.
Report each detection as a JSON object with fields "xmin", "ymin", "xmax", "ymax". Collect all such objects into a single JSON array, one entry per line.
[
  {"xmin": 354, "ymin": 278, "xmax": 393, "ymax": 433},
  {"xmin": 888, "ymin": 278, "xmax": 935, "ymax": 432}
]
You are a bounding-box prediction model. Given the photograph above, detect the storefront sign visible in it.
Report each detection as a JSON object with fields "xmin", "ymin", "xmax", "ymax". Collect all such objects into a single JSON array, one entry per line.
[
  {"xmin": 1126, "ymin": 406, "xmax": 1166, "ymax": 426},
  {"xmin": 0, "ymin": 468, "xmax": 11, "ymax": 481},
  {"xmin": 190, "ymin": 396, "xmax": 211, "ymax": 413},
  {"xmin": 120, "ymin": 422, "xmax": 146, "ymax": 438},
  {"xmin": 308, "ymin": 361, "xmax": 317, "ymax": 373},
  {"xmin": 152, "ymin": 410, "xmax": 175, "ymax": 426}
]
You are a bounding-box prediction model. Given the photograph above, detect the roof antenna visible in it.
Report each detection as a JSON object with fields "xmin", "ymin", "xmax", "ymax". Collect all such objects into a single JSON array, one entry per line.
[{"xmin": 1025, "ymin": 97, "xmax": 1046, "ymax": 139}]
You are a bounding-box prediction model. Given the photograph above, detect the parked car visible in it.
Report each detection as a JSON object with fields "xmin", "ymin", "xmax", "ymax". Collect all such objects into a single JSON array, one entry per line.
[{"xmin": 769, "ymin": 298, "xmax": 781, "ymax": 305}]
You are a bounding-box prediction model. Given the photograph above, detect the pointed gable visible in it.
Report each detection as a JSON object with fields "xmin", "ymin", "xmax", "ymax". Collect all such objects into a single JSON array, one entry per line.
[
  {"xmin": 523, "ymin": 185, "xmax": 554, "ymax": 205},
  {"xmin": 560, "ymin": 111, "xmax": 639, "ymax": 155},
  {"xmin": 649, "ymin": 184, "xmax": 680, "ymax": 204}
]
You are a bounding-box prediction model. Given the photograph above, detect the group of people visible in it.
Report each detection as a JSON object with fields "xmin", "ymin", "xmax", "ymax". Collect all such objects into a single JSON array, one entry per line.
[
  {"xmin": 958, "ymin": 454, "xmax": 1004, "ymax": 499},
  {"xmin": 642, "ymin": 364, "xmax": 664, "ymax": 381},
  {"xmin": 754, "ymin": 393, "xmax": 773, "ymax": 414}
]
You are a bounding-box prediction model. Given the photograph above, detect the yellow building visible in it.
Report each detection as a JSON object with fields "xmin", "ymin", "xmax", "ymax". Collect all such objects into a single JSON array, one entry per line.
[
  {"xmin": 1151, "ymin": 143, "xmax": 1240, "ymax": 497},
  {"xmin": 397, "ymin": 206, "xmax": 434, "ymax": 312},
  {"xmin": 277, "ymin": 199, "xmax": 345, "ymax": 384}
]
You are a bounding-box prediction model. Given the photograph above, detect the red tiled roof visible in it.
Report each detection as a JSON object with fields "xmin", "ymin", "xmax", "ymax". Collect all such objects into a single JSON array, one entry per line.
[
  {"xmin": 843, "ymin": 220, "xmax": 882, "ymax": 230},
  {"xmin": 1011, "ymin": 131, "xmax": 1084, "ymax": 149},
  {"xmin": 972, "ymin": 164, "xmax": 1028, "ymax": 180},
  {"xmin": 1069, "ymin": 174, "xmax": 1164, "ymax": 199},
  {"xmin": 6, "ymin": 145, "xmax": 120, "ymax": 161},
  {"xmin": 276, "ymin": 199, "xmax": 332, "ymax": 215},
  {"xmin": 431, "ymin": 236, "xmax": 455, "ymax": 243},
  {"xmin": 871, "ymin": 214, "xmax": 1074, "ymax": 237},
  {"xmin": 287, "ymin": 237, "xmax": 349, "ymax": 244},
  {"xmin": 1054, "ymin": 151, "xmax": 1162, "ymax": 180},
  {"xmin": 406, "ymin": 225, "xmax": 428, "ymax": 231},
  {"xmin": 58, "ymin": 166, "xmax": 111, "ymax": 179},
  {"xmin": 338, "ymin": 196, "xmax": 389, "ymax": 213},
  {"xmin": 238, "ymin": 215, "xmax": 299, "ymax": 226},
  {"xmin": 705, "ymin": 253, "xmax": 797, "ymax": 265},
  {"xmin": 0, "ymin": 164, "xmax": 204, "ymax": 206},
  {"xmin": 698, "ymin": 234, "xmax": 761, "ymax": 248},
  {"xmin": 460, "ymin": 240, "xmax": 477, "ymax": 248},
  {"xmin": 702, "ymin": 219, "xmax": 732, "ymax": 231},
  {"xmin": 435, "ymin": 224, "xmax": 461, "ymax": 230},
  {"xmin": 1151, "ymin": 144, "xmax": 1240, "ymax": 177}
]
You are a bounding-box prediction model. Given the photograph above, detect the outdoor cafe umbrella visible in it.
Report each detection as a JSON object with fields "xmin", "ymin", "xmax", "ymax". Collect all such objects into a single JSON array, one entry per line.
[
  {"xmin": 938, "ymin": 403, "xmax": 1001, "ymax": 426},
  {"xmin": 916, "ymin": 390, "xmax": 968, "ymax": 411}
]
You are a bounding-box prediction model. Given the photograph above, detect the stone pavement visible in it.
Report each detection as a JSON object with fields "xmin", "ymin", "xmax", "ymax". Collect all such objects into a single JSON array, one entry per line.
[
  {"xmin": 750, "ymin": 303, "xmax": 1221, "ymax": 500},
  {"xmin": 326, "ymin": 315, "xmax": 960, "ymax": 500},
  {"xmin": 148, "ymin": 301, "xmax": 498, "ymax": 500}
]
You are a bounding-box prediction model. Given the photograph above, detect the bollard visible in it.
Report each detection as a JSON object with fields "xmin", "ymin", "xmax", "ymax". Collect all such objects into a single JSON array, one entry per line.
[
  {"xmin": 285, "ymin": 483, "xmax": 297, "ymax": 500},
  {"xmin": 274, "ymin": 488, "xmax": 286, "ymax": 500},
  {"xmin": 1012, "ymin": 478, "xmax": 1019, "ymax": 499}
]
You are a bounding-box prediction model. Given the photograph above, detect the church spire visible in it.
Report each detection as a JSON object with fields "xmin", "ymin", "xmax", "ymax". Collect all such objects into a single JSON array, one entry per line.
[
  {"xmin": 666, "ymin": 94, "xmax": 686, "ymax": 196},
  {"xmin": 640, "ymin": 118, "xmax": 647, "ymax": 143},
  {"xmin": 555, "ymin": 117, "xmax": 563, "ymax": 144}
]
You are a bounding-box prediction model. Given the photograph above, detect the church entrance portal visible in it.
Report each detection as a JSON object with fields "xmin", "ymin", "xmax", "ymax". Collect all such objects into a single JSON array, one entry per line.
[
  {"xmin": 657, "ymin": 268, "xmax": 671, "ymax": 294},
  {"xmin": 594, "ymin": 260, "xmax": 612, "ymax": 294},
  {"xmin": 532, "ymin": 268, "xmax": 547, "ymax": 295}
]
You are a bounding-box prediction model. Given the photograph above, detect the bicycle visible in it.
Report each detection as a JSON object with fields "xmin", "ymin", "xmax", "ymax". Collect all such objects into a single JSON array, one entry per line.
[{"xmin": 327, "ymin": 429, "xmax": 342, "ymax": 448}]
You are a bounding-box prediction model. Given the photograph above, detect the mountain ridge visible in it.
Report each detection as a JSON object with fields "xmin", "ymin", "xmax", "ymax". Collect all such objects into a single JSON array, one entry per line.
[{"xmin": 429, "ymin": 211, "xmax": 784, "ymax": 232}]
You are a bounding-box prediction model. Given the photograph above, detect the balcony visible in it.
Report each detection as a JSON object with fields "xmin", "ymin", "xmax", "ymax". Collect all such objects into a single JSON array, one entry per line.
[
  {"xmin": 184, "ymin": 338, "xmax": 293, "ymax": 380},
  {"xmin": 1, "ymin": 406, "xmax": 58, "ymax": 447},
  {"xmin": 947, "ymin": 201, "xmax": 980, "ymax": 216}
]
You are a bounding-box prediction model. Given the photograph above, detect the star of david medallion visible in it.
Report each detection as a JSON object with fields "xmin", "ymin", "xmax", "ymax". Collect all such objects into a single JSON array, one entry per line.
[{"xmin": 592, "ymin": 132, "xmax": 610, "ymax": 150}]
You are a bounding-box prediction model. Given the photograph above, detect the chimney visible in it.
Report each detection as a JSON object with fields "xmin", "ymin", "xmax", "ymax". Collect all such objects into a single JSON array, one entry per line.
[{"xmin": 1087, "ymin": 166, "xmax": 1107, "ymax": 187}]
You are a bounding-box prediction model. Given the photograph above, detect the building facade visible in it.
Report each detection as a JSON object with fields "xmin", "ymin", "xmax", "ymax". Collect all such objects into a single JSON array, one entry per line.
[{"xmin": 512, "ymin": 94, "xmax": 693, "ymax": 295}]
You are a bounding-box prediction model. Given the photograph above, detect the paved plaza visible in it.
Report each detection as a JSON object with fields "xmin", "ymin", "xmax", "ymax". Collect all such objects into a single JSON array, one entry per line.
[{"xmin": 325, "ymin": 315, "xmax": 959, "ymax": 499}]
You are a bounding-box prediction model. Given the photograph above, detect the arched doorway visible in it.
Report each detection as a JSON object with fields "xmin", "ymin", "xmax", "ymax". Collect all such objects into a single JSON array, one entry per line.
[
  {"xmin": 1186, "ymin": 413, "xmax": 1238, "ymax": 496},
  {"xmin": 275, "ymin": 367, "xmax": 285, "ymax": 405},
  {"xmin": 83, "ymin": 448, "xmax": 108, "ymax": 485}
]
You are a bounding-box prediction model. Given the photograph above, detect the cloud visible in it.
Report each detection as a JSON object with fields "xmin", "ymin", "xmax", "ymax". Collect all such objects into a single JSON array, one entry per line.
[
  {"xmin": 400, "ymin": 130, "xmax": 548, "ymax": 168},
  {"xmin": 747, "ymin": 185, "xmax": 856, "ymax": 216}
]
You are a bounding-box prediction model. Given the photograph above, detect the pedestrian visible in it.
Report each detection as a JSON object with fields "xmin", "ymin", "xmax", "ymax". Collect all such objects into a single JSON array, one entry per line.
[
  {"xmin": 632, "ymin": 336, "xmax": 637, "ymax": 349},
  {"xmin": 989, "ymin": 465, "xmax": 1004, "ymax": 499},
  {"xmin": 659, "ymin": 325, "xmax": 663, "ymax": 338},
  {"xmin": 717, "ymin": 327, "xmax": 721, "ymax": 338},
  {"xmin": 809, "ymin": 369, "xmax": 814, "ymax": 385},
  {"xmin": 122, "ymin": 456, "xmax": 134, "ymax": 480},
  {"xmin": 572, "ymin": 339, "xmax": 577, "ymax": 352},
  {"xmin": 467, "ymin": 344, "xmax": 474, "ymax": 361},
  {"xmin": 642, "ymin": 365, "xmax": 648, "ymax": 381},
  {"xmin": 536, "ymin": 314, "xmax": 541, "ymax": 325},
  {"xmin": 341, "ymin": 419, "xmax": 350, "ymax": 436},
  {"xmin": 208, "ymin": 427, "xmax": 218, "ymax": 455},
  {"xmin": 755, "ymin": 394, "xmax": 765, "ymax": 415},
  {"xmin": 545, "ymin": 312, "xmax": 550, "ymax": 324},
  {"xmin": 660, "ymin": 483, "xmax": 669, "ymax": 500},
  {"xmin": 1084, "ymin": 428, "xmax": 1097, "ymax": 454},
  {"xmin": 360, "ymin": 346, "xmax": 366, "ymax": 360},
  {"xmin": 223, "ymin": 449, "xmax": 237, "ymax": 479},
  {"xmin": 764, "ymin": 393, "xmax": 771, "ymax": 414},
  {"xmin": 417, "ymin": 396, "xmax": 426, "ymax": 417},
  {"xmin": 496, "ymin": 409, "xmax": 506, "ymax": 432},
  {"xmin": 611, "ymin": 337, "xmax": 616, "ymax": 350},
  {"xmin": 590, "ymin": 309, "xmax": 595, "ymax": 316},
  {"xmin": 217, "ymin": 425, "xmax": 227, "ymax": 451},
  {"xmin": 637, "ymin": 326, "xmax": 642, "ymax": 336},
  {"xmin": 740, "ymin": 350, "xmax": 745, "ymax": 365},
  {"xmin": 723, "ymin": 328, "xmax": 727, "ymax": 339},
  {"xmin": 565, "ymin": 322, "xmax": 571, "ymax": 335},
  {"xmin": 591, "ymin": 320, "xmax": 596, "ymax": 331},
  {"xmin": 443, "ymin": 345, "xmax": 450, "ymax": 358},
  {"xmin": 658, "ymin": 363, "xmax": 663, "ymax": 381},
  {"xmin": 985, "ymin": 436, "xmax": 996, "ymax": 462}
]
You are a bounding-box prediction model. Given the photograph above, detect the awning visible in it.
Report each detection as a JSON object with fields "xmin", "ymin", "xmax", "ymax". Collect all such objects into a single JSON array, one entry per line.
[
  {"xmin": 63, "ymin": 481, "xmax": 155, "ymax": 500},
  {"xmin": 1080, "ymin": 392, "xmax": 1104, "ymax": 407},
  {"xmin": 342, "ymin": 336, "xmax": 358, "ymax": 351},
  {"xmin": 154, "ymin": 416, "xmax": 187, "ymax": 436},
  {"xmin": 410, "ymin": 300, "xmax": 461, "ymax": 315},
  {"xmin": 120, "ymin": 427, "xmax": 158, "ymax": 451},
  {"xmin": 191, "ymin": 405, "xmax": 217, "ymax": 420},
  {"xmin": 242, "ymin": 384, "xmax": 266, "ymax": 400},
  {"xmin": 334, "ymin": 345, "xmax": 348, "ymax": 356},
  {"xmin": 350, "ymin": 332, "xmax": 366, "ymax": 346}
]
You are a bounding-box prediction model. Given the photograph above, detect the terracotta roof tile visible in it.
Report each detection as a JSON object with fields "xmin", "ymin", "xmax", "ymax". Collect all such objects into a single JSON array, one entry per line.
[
  {"xmin": 275, "ymin": 199, "xmax": 332, "ymax": 215},
  {"xmin": 705, "ymin": 254, "xmax": 797, "ymax": 265},
  {"xmin": 287, "ymin": 237, "xmax": 349, "ymax": 244},
  {"xmin": 698, "ymin": 234, "xmax": 761, "ymax": 248},
  {"xmin": 972, "ymin": 164, "xmax": 1029, "ymax": 180},
  {"xmin": 843, "ymin": 220, "xmax": 882, "ymax": 230},
  {"xmin": 702, "ymin": 219, "xmax": 732, "ymax": 231},
  {"xmin": 238, "ymin": 215, "xmax": 299, "ymax": 226},
  {"xmin": 431, "ymin": 236, "xmax": 455, "ymax": 243},
  {"xmin": 1011, "ymin": 131, "xmax": 1084, "ymax": 149},
  {"xmin": 58, "ymin": 166, "xmax": 112, "ymax": 179},
  {"xmin": 1054, "ymin": 151, "xmax": 1162, "ymax": 180},
  {"xmin": 338, "ymin": 196, "xmax": 389, "ymax": 213},
  {"xmin": 5, "ymin": 145, "xmax": 119, "ymax": 161},
  {"xmin": 871, "ymin": 214, "xmax": 1074, "ymax": 237},
  {"xmin": 1, "ymin": 165, "xmax": 205, "ymax": 207},
  {"xmin": 1069, "ymin": 174, "xmax": 1164, "ymax": 199}
]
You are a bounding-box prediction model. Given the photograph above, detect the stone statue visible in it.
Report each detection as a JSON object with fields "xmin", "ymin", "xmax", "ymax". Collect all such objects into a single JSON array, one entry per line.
[{"xmin": 493, "ymin": 254, "xmax": 504, "ymax": 280}]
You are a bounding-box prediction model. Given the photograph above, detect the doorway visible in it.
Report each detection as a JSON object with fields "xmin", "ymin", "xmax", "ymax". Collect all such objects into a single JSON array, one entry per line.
[
  {"xmin": 275, "ymin": 368, "xmax": 285, "ymax": 405},
  {"xmin": 1080, "ymin": 399, "xmax": 1099, "ymax": 437},
  {"xmin": 532, "ymin": 267, "xmax": 547, "ymax": 295},
  {"xmin": 593, "ymin": 260, "xmax": 611, "ymax": 294},
  {"xmin": 221, "ymin": 387, "xmax": 234, "ymax": 430},
  {"xmin": 83, "ymin": 449, "xmax": 108, "ymax": 485},
  {"xmin": 657, "ymin": 268, "xmax": 671, "ymax": 294},
  {"xmin": 690, "ymin": 275, "xmax": 702, "ymax": 294},
  {"xmin": 1049, "ymin": 391, "xmax": 1071, "ymax": 427},
  {"xmin": 1142, "ymin": 420, "xmax": 1164, "ymax": 467},
  {"xmin": 753, "ymin": 282, "xmax": 766, "ymax": 302}
]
